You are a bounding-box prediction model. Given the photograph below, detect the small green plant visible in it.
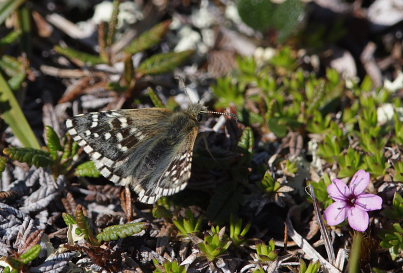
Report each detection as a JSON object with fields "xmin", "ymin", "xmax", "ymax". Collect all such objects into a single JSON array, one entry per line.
[
  {"xmin": 0, "ymin": 244, "xmax": 41, "ymax": 273},
  {"xmin": 198, "ymin": 226, "xmax": 232, "ymax": 261},
  {"xmin": 337, "ymin": 148, "xmax": 363, "ymax": 178},
  {"xmin": 212, "ymin": 77, "xmax": 245, "ymax": 108},
  {"xmin": 281, "ymin": 159, "xmax": 298, "ymax": 176},
  {"xmin": 393, "ymin": 160, "xmax": 403, "ymax": 181},
  {"xmin": 63, "ymin": 205, "xmax": 146, "ymax": 245},
  {"xmin": 3, "ymin": 126, "xmax": 99, "ymax": 178},
  {"xmin": 229, "ymin": 216, "xmax": 251, "ymax": 247},
  {"xmin": 362, "ymin": 152, "xmax": 389, "ymax": 178},
  {"xmin": 306, "ymin": 111, "xmax": 332, "ymax": 134},
  {"xmin": 299, "ymin": 259, "xmax": 321, "ymax": 273},
  {"xmin": 317, "ymin": 122, "xmax": 346, "ymax": 163},
  {"xmin": 96, "ymin": 222, "xmax": 146, "ymax": 242},
  {"xmin": 260, "ymin": 171, "xmax": 281, "ymax": 193},
  {"xmin": 173, "ymin": 210, "xmax": 203, "ymax": 237},
  {"xmin": 393, "ymin": 113, "xmax": 403, "ymax": 144},
  {"xmin": 255, "ymin": 240, "xmax": 278, "ymax": 262},
  {"xmin": 153, "ymin": 260, "xmax": 187, "ymax": 273},
  {"xmin": 379, "ymin": 223, "xmax": 403, "ymax": 260},
  {"xmin": 310, "ymin": 173, "xmax": 333, "ymax": 208}
]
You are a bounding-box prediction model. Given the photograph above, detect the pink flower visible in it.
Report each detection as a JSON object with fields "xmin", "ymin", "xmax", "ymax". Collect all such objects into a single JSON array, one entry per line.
[{"xmin": 324, "ymin": 170, "xmax": 382, "ymax": 232}]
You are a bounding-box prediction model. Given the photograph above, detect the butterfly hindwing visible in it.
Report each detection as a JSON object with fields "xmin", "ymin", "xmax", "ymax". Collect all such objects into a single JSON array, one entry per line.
[{"xmin": 136, "ymin": 128, "xmax": 198, "ymax": 204}]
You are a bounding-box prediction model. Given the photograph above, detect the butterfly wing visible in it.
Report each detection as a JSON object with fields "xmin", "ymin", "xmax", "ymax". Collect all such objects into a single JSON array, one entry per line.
[
  {"xmin": 66, "ymin": 108, "xmax": 199, "ymax": 204},
  {"xmin": 134, "ymin": 127, "xmax": 198, "ymax": 204}
]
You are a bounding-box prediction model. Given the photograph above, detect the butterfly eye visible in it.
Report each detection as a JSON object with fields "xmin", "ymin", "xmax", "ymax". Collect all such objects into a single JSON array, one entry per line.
[{"xmin": 197, "ymin": 113, "xmax": 203, "ymax": 122}]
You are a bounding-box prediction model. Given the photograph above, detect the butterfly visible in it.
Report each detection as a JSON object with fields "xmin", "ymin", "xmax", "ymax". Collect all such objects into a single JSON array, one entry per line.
[{"xmin": 66, "ymin": 104, "xmax": 234, "ymax": 204}]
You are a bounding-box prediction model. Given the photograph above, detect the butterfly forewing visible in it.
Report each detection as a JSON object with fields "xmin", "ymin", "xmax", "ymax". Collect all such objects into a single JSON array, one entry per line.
[{"xmin": 66, "ymin": 106, "xmax": 201, "ymax": 204}]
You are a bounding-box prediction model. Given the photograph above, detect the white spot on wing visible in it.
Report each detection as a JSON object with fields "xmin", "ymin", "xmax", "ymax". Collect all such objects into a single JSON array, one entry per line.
[
  {"xmin": 110, "ymin": 175, "xmax": 120, "ymax": 183},
  {"xmin": 84, "ymin": 145, "xmax": 93, "ymax": 153},
  {"xmin": 92, "ymin": 152, "xmax": 101, "ymax": 160},
  {"xmin": 118, "ymin": 117, "xmax": 128, "ymax": 128},
  {"xmin": 117, "ymin": 144, "xmax": 128, "ymax": 152},
  {"xmin": 101, "ymin": 157, "xmax": 114, "ymax": 167},
  {"xmin": 100, "ymin": 167, "xmax": 111, "ymax": 177},
  {"xmin": 120, "ymin": 177, "xmax": 131, "ymax": 186},
  {"xmin": 78, "ymin": 140, "xmax": 86, "ymax": 146},
  {"xmin": 104, "ymin": 132, "xmax": 111, "ymax": 140},
  {"xmin": 68, "ymin": 128, "xmax": 77, "ymax": 135},
  {"xmin": 66, "ymin": 119, "xmax": 73, "ymax": 128}
]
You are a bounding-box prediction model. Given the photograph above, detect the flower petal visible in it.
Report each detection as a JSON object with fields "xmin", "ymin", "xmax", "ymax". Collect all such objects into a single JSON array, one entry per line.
[
  {"xmin": 356, "ymin": 194, "xmax": 383, "ymax": 211},
  {"xmin": 347, "ymin": 207, "xmax": 369, "ymax": 232},
  {"xmin": 327, "ymin": 179, "xmax": 350, "ymax": 201},
  {"xmin": 324, "ymin": 201, "xmax": 347, "ymax": 226},
  {"xmin": 350, "ymin": 170, "xmax": 370, "ymax": 195}
]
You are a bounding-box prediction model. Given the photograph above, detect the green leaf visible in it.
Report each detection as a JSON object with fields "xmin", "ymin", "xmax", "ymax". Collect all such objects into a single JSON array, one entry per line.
[
  {"xmin": 0, "ymin": 0, "xmax": 26, "ymax": 25},
  {"xmin": 268, "ymin": 118, "xmax": 287, "ymax": 137},
  {"xmin": 0, "ymin": 72, "xmax": 40, "ymax": 148},
  {"xmin": 125, "ymin": 20, "xmax": 171, "ymax": 54},
  {"xmin": 261, "ymin": 171, "xmax": 281, "ymax": 193},
  {"xmin": 62, "ymin": 213, "xmax": 77, "ymax": 225},
  {"xmin": 74, "ymin": 161, "xmax": 101, "ymax": 178},
  {"xmin": 106, "ymin": 0, "xmax": 120, "ymax": 47},
  {"xmin": 54, "ymin": 45, "xmax": 106, "ymax": 66},
  {"xmin": 0, "ymin": 30, "xmax": 21, "ymax": 48},
  {"xmin": 299, "ymin": 259, "xmax": 307, "ymax": 273},
  {"xmin": 237, "ymin": 0, "xmax": 304, "ymax": 41},
  {"xmin": 75, "ymin": 205, "xmax": 99, "ymax": 245},
  {"xmin": 0, "ymin": 156, "xmax": 7, "ymax": 174},
  {"xmin": 212, "ymin": 77, "xmax": 245, "ymax": 108},
  {"xmin": 17, "ymin": 5, "xmax": 32, "ymax": 57},
  {"xmin": 96, "ymin": 222, "xmax": 147, "ymax": 242},
  {"xmin": 0, "ymin": 55, "xmax": 26, "ymax": 91},
  {"xmin": 3, "ymin": 147, "xmax": 53, "ymax": 168},
  {"xmin": 137, "ymin": 50, "xmax": 194, "ymax": 75},
  {"xmin": 305, "ymin": 260, "xmax": 321, "ymax": 273},
  {"xmin": 153, "ymin": 260, "xmax": 187, "ymax": 273},
  {"xmin": 173, "ymin": 210, "xmax": 202, "ymax": 236},
  {"xmin": 19, "ymin": 244, "xmax": 41, "ymax": 264},
  {"xmin": 238, "ymin": 126, "xmax": 254, "ymax": 154},
  {"xmin": 61, "ymin": 137, "xmax": 73, "ymax": 161},
  {"xmin": 45, "ymin": 126, "xmax": 63, "ymax": 160},
  {"xmin": 148, "ymin": 87, "xmax": 166, "ymax": 108}
]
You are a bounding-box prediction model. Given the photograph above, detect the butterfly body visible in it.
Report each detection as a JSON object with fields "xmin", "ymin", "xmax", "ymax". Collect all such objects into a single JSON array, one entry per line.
[{"xmin": 66, "ymin": 103, "xmax": 205, "ymax": 203}]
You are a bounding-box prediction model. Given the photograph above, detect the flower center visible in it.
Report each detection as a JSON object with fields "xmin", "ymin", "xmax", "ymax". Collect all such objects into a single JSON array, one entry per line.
[{"xmin": 347, "ymin": 195, "xmax": 357, "ymax": 207}]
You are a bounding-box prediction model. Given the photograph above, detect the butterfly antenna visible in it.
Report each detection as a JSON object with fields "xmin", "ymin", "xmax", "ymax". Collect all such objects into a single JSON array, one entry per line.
[
  {"xmin": 200, "ymin": 110, "xmax": 238, "ymax": 122},
  {"xmin": 175, "ymin": 75, "xmax": 198, "ymax": 103}
]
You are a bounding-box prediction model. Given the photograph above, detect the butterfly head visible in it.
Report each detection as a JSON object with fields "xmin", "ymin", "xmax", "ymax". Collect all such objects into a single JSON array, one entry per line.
[{"xmin": 185, "ymin": 103, "xmax": 207, "ymax": 122}]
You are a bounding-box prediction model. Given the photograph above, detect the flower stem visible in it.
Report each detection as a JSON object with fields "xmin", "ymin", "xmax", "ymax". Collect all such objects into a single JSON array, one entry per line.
[{"xmin": 348, "ymin": 231, "xmax": 362, "ymax": 273}]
